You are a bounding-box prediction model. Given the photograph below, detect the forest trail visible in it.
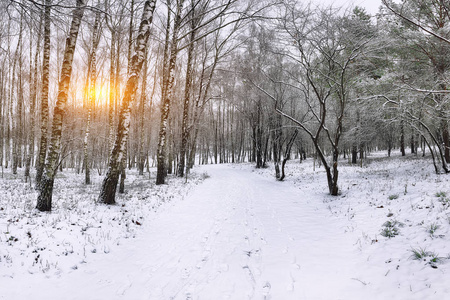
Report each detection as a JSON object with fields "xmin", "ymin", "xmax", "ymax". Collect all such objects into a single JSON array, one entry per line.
[{"xmin": 4, "ymin": 164, "xmax": 369, "ymax": 300}]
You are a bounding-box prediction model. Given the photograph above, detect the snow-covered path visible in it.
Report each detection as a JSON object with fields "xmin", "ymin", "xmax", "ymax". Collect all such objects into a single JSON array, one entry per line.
[
  {"xmin": 135, "ymin": 164, "xmax": 364, "ymax": 299},
  {"xmin": 3, "ymin": 164, "xmax": 370, "ymax": 299}
]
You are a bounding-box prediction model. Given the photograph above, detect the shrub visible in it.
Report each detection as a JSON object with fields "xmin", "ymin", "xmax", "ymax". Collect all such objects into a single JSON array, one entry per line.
[
  {"xmin": 435, "ymin": 191, "xmax": 447, "ymax": 198},
  {"xmin": 435, "ymin": 191, "xmax": 449, "ymax": 206},
  {"xmin": 380, "ymin": 220, "xmax": 404, "ymax": 238},
  {"xmin": 380, "ymin": 227, "xmax": 399, "ymax": 238},
  {"xmin": 388, "ymin": 194, "xmax": 399, "ymax": 200}
]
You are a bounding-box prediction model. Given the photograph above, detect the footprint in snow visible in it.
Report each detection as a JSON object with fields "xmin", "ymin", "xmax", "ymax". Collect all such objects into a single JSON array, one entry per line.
[
  {"xmin": 147, "ymin": 287, "xmax": 164, "ymax": 299},
  {"xmin": 219, "ymin": 263, "xmax": 229, "ymax": 272},
  {"xmin": 202, "ymin": 249, "xmax": 210, "ymax": 257},
  {"xmin": 116, "ymin": 277, "xmax": 132, "ymax": 295},
  {"xmin": 286, "ymin": 281, "xmax": 294, "ymax": 292},
  {"xmin": 262, "ymin": 281, "xmax": 271, "ymax": 297},
  {"xmin": 181, "ymin": 267, "xmax": 191, "ymax": 279},
  {"xmin": 242, "ymin": 265, "xmax": 255, "ymax": 282}
]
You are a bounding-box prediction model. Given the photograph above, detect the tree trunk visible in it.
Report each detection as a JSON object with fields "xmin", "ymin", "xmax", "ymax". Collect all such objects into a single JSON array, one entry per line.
[
  {"xmin": 351, "ymin": 144, "xmax": 357, "ymax": 164},
  {"xmin": 118, "ymin": 0, "xmax": 136, "ymax": 193},
  {"xmin": 83, "ymin": 10, "xmax": 101, "ymax": 185},
  {"xmin": 11, "ymin": 10, "xmax": 24, "ymax": 176},
  {"xmin": 119, "ymin": 148, "xmax": 126, "ymax": 194},
  {"xmin": 15, "ymin": 13, "xmax": 24, "ymax": 175},
  {"xmin": 442, "ymin": 119, "xmax": 449, "ymax": 163},
  {"xmin": 280, "ymin": 130, "xmax": 298, "ymax": 181},
  {"xmin": 178, "ymin": 23, "xmax": 196, "ymax": 177},
  {"xmin": 137, "ymin": 51, "xmax": 148, "ymax": 176},
  {"xmin": 25, "ymin": 12, "xmax": 42, "ymax": 182},
  {"xmin": 37, "ymin": 0, "xmax": 86, "ymax": 211},
  {"xmin": 400, "ymin": 120, "xmax": 405, "ymax": 156},
  {"xmin": 126, "ymin": 0, "xmax": 135, "ymax": 74},
  {"xmin": 156, "ymin": 0, "xmax": 185, "ymax": 185},
  {"xmin": 108, "ymin": 30, "xmax": 116, "ymax": 155},
  {"xmin": 98, "ymin": 0, "xmax": 157, "ymax": 204},
  {"xmin": 36, "ymin": 0, "xmax": 51, "ymax": 186}
]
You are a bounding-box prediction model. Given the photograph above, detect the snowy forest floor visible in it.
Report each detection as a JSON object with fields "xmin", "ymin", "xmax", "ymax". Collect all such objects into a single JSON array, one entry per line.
[{"xmin": 1, "ymin": 152, "xmax": 450, "ymax": 299}]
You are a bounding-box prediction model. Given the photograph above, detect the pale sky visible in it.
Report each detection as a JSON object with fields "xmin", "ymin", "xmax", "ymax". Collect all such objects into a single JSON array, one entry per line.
[{"xmin": 321, "ymin": 0, "xmax": 383, "ymax": 15}]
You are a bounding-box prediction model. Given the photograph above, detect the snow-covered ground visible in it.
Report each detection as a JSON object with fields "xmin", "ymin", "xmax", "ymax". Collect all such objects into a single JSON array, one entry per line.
[{"xmin": 1, "ymin": 152, "xmax": 449, "ymax": 299}]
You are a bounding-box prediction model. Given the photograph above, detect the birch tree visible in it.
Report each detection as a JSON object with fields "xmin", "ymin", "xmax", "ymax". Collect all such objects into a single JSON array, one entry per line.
[
  {"xmin": 36, "ymin": 0, "xmax": 86, "ymax": 212},
  {"xmin": 25, "ymin": 8, "xmax": 43, "ymax": 182},
  {"xmin": 158, "ymin": 0, "xmax": 250, "ymax": 181},
  {"xmin": 35, "ymin": 0, "xmax": 51, "ymax": 186},
  {"xmin": 11, "ymin": 8, "xmax": 24, "ymax": 175},
  {"xmin": 98, "ymin": 0, "xmax": 157, "ymax": 205},
  {"xmin": 156, "ymin": 0, "xmax": 185, "ymax": 184},
  {"xmin": 83, "ymin": 8, "xmax": 101, "ymax": 185}
]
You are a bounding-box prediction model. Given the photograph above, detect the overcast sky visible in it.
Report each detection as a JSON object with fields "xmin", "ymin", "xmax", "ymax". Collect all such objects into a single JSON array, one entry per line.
[{"xmin": 320, "ymin": 0, "xmax": 383, "ymax": 15}]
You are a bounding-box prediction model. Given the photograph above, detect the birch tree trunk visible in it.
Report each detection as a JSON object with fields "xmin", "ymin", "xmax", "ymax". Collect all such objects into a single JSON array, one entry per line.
[
  {"xmin": 105, "ymin": 15, "xmax": 117, "ymax": 154},
  {"xmin": 156, "ymin": 0, "xmax": 185, "ymax": 185},
  {"xmin": 138, "ymin": 49, "xmax": 149, "ymax": 176},
  {"xmin": 98, "ymin": 0, "xmax": 157, "ymax": 205},
  {"xmin": 25, "ymin": 11, "xmax": 42, "ymax": 182},
  {"xmin": 36, "ymin": 0, "xmax": 86, "ymax": 212},
  {"xmin": 14, "ymin": 10, "xmax": 24, "ymax": 175},
  {"xmin": 119, "ymin": 0, "xmax": 135, "ymax": 193},
  {"xmin": 83, "ymin": 10, "xmax": 101, "ymax": 185},
  {"xmin": 0, "ymin": 65, "xmax": 3, "ymax": 172},
  {"xmin": 11, "ymin": 9, "xmax": 24, "ymax": 175},
  {"xmin": 35, "ymin": 0, "xmax": 51, "ymax": 186},
  {"xmin": 108, "ymin": 31, "xmax": 116, "ymax": 153},
  {"xmin": 177, "ymin": 12, "xmax": 196, "ymax": 177}
]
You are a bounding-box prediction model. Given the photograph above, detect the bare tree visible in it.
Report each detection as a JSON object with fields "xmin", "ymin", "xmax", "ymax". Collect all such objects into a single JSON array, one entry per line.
[
  {"xmin": 35, "ymin": 0, "xmax": 51, "ymax": 186},
  {"xmin": 256, "ymin": 4, "xmax": 375, "ymax": 195},
  {"xmin": 25, "ymin": 8, "xmax": 43, "ymax": 182},
  {"xmin": 156, "ymin": 0, "xmax": 185, "ymax": 184},
  {"xmin": 36, "ymin": 0, "xmax": 86, "ymax": 212},
  {"xmin": 98, "ymin": 0, "xmax": 157, "ymax": 205},
  {"xmin": 11, "ymin": 7, "xmax": 24, "ymax": 175},
  {"xmin": 83, "ymin": 8, "xmax": 102, "ymax": 185}
]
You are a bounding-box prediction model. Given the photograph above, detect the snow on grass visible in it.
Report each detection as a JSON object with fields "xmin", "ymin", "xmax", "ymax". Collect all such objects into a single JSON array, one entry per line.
[
  {"xmin": 0, "ymin": 169, "xmax": 205, "ymax": 278},
  {"xmin": 254, "ymin": 152, "xmax": 450, "ymax": 298}
]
